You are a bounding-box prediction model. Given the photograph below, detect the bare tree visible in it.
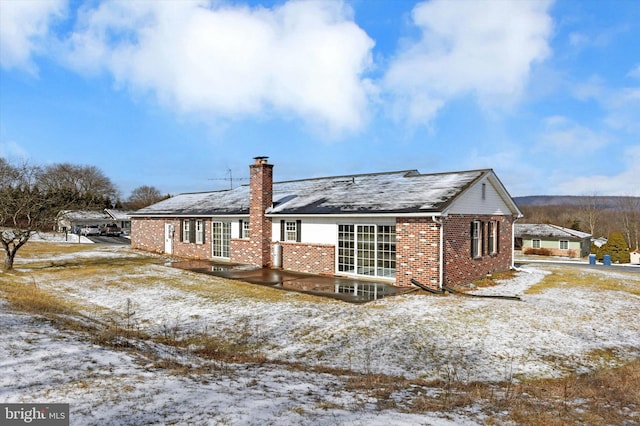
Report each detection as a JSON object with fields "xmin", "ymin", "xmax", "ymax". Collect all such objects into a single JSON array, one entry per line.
[
  {"xmin": 0, "ymin": 160, "xmax": 69, "ymax": 270},
  {"xmin": 38, "ymin": 163, "xmax": 119, "ymax": 209},
  {"xmin": 577, "ymin": 194, "xmax": 604, "ymax": 237},
  {"xmin": 617, "ymin": 196, "xmax": 640, "ymax": 250},
  {"xmin": 126, "ymin": 185, "xmax": 167, "ymax": 210}
]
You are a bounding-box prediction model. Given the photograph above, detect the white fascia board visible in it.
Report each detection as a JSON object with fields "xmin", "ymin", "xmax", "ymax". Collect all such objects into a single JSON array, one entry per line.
[
  {"xmin": 266, "ymin": 212, "xmax": 445, "ymax": 219},
  {"xmin": 130, "ymin": 214, "xmax": 248, "ymax": 219}
]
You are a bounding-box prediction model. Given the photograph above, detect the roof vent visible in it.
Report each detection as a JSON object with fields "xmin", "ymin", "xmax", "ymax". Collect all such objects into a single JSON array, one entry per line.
[{"xmin": 253, "ymin": 156, "xmax": 269, "ymax": 165}]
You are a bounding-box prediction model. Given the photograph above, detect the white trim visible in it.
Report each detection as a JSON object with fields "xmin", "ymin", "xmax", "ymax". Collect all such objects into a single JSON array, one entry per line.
[{"xmin": 432, "ymin": 216, "xmax": 444, "ymax": 289}]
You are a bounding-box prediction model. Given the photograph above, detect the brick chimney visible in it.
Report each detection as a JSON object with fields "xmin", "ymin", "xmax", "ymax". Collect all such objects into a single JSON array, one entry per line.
[{"xmin": 249, "ymin": 156, "xmax": 273, "ymax": 267}]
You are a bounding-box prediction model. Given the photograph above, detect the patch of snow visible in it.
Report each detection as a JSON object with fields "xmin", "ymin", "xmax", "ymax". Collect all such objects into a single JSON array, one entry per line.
[
  {"xmin": 29, "ymin": 232, "xmax": 94, "ymax": 244},
  {"xmin": 3, "ymin": 247, "xmax": 640, "ymax": 424}
]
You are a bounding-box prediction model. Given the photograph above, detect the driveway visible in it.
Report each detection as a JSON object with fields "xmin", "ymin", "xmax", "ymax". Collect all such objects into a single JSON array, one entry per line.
[
  {"xmin": 84, "ymin": 235, "xmax": 131, "ymax": 245},
  {"xmin": 515, "ymin": 258, "xmax": 640, "ymax": 274}
]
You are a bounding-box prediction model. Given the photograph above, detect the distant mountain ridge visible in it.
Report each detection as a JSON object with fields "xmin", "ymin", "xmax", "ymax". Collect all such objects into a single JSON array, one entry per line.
[{"xmin": 514, "ymin": 195, "xmax": 640, "ymax": 210}]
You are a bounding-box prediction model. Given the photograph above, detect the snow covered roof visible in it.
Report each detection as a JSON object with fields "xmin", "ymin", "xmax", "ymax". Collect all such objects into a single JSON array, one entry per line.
[
  {"xmin": 58, "ymin": 210, "xmax": 112, "ymax": 221},
  {"xmin": 132, "ymin": 169, "xmax": 508, "ymax": 217},
  {"xmin": 58, "ymin": 209, "xmax": 134, "ymax": 221},
  {"xmin": 105, "ymin": 209, "xmax": 135, "ymax": 220},
  {"xmin": 515, "ymin": 224, "xmax": 592, "ymax": 240}
]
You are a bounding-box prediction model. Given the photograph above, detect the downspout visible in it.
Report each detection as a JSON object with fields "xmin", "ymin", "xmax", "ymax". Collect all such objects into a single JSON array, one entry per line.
[
  {"xmin": 512, "ymin": 215, "xmax": 521, "ymax": 269},
  {"xmin": 432, "ymin": 215, "xmax": 445, "ymax": 289}
]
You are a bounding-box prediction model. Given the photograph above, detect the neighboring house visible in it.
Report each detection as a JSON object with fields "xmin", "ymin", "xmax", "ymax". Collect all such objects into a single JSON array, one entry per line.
[
  {"xmin": 105, "ymin": 209, "xmax": 134, "ymax": 235},
  {"xmin": 631, "ymin": 250, "xmax": 640, "ymax": 265},
  {"xmin": 56, "ymin": 209, "xmax": 133, "ymax": 234},
  {"xmin": 515, "ymin": 224, "xmax": 592, "ymax": 258},
  {"xmin": 130, "ymin": 157, "xmax": 522, "ymax": 289}
]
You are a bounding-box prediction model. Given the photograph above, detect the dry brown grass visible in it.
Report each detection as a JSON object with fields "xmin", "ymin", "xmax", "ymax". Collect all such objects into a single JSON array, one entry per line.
[
  {"xmin": 526, "ymin": 266, "xmax": 640, "ymax": 296},
  {"xmin": 0, "ymin": 275, "xmax": 79, "ymax": 316},
  {"xmin": 2, "ymin": 242, "xmax": 639, "ymax": 424},
  {"xmin": 338, "ymin": 358, "xmax": 640, "ymax": 424},
  {"xmin": 468, "ymin": 269, "xmax": 519, "ymax": 289}
]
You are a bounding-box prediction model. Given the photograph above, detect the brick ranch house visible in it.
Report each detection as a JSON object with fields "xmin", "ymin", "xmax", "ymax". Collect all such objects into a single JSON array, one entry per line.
[{"xmin": 130, "ymin": 157, "xmax": 522, "ymax": 289}]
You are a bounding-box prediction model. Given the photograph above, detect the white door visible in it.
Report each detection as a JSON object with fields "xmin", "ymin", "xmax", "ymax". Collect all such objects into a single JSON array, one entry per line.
[
  {"xmin": 211, "ymin": 221, "xmax": 231, "ymax": 258},
  {"xmin": 164, "ymin": 223, "xmax": 174, "ymax": 254}
]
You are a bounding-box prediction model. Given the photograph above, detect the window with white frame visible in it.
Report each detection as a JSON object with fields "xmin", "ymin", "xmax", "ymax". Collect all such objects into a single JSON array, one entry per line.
[
  {"xmin": 338, "ymin": 224, "xmax": 396, "ymax": 279},
  {"xmin": 377, "ymin": 225, "xmax": 396, "ymax": 277},
  {"xmin": 242, "ymin": 220, "xmax": 250, "ymax": 239},
  {"xmin": 285, "ymin": 221, "xmax": 297, "ymax": 241},
  {"xmin": 532, "ymin": 239, "xmax": 541, "ymax": 249},
  {"xmin": 471, "ymin": 221, "xmax": 482, "ymax": 258},
  {"xmin": 559, "ymin": 240, "xmax": 569, "ymax": 250},
  {"xmin": 487, "ymin": 221, "xmax": 498, "ymax": 254},
  {"xmin": 182, "ymin": 220, "xmax": 191, "ymax": 243},
  {"xmin": 338, "ymin": 225, "xmax": 355, "ymax": 274},
  {"xmin": 195, "ymin": 220, "xmax": 205, "ymax": 244},
  {"xmin": 212, "ymin": 221, "xmax": 231, "ymax": 257}
]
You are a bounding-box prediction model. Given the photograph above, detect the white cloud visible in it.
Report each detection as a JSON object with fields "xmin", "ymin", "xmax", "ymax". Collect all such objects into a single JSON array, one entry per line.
[
  {"xmin": 573, "ymin": 74, "xmax": 640, "ymax": 134},
  {"xmin": 604, "ymin": 87, "xmax": 640, "ymax": 133},
  {"xmin": 536, "ymin": 115, "xmax": 610, "ymax": 153},
  {"xmin": 554, "ymin": 144, "xmax": 640, "ymax": 196},
  {"xmin": 63, "ymin": 0, "xmax": 374, "ymax": 136},
  {"xmin": 383, "ymin": 0, "xmax": 553, "ymax": 125},
  {"xmin": 0, "ymin": 0, "xmax": 67, "ymax": 73}
]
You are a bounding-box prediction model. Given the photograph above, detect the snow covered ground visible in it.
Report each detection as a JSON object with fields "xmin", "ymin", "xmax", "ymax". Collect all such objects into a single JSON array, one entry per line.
[{"xmin": 2, "ymin": 238, "xmax": 639, "ymax": 425}]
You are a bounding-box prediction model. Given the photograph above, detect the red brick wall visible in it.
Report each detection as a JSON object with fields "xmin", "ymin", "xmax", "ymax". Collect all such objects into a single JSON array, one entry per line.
[
  {"xmin": 396, "ymin": 217, "xmax": 440, "ymax": 288},
  {"xmin": 395, "ymin": 215, "xmax": 514, "ymax": 289},
  {"xmin": 231, "ymin": 238, "xmax": 259, "ymax": 264},
  {"xmin": 131, "ymin": 217, "xmax": 169, "ymax": 254},
  {"xmin": 442, "ymin": 215, "xmax": 514, "ymax": 287},
  {"xmin": 131, "ymin": 217, "xmax": 213, "ymax": 259},
  {"xmin": 278, "ymin": 242, "xmax": 335, "ymax": 275},
  {"xmin": 174, "ymin": 220, "xmax": 211, "ymax": 259}
]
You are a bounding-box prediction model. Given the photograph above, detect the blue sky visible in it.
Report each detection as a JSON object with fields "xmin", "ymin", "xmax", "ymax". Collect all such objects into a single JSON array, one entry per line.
[{"xmin": 1, "ymin": 0, "xmax": 638, "ymax": 200}]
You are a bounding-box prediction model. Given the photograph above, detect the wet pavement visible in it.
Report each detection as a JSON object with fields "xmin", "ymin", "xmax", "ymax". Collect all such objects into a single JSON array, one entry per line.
[{"xmin": 170, "ymin": 259, "xmax": 411, "ymax": 303}]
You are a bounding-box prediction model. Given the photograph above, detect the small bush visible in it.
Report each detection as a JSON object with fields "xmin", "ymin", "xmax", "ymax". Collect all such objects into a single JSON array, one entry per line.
[
  {"xmin": 523, "ymin": 248, "xmax": 552, "ymax": 256},
  {"xmin": 598, "ymin": 231, "xmax": 630, "ymax": 263}
]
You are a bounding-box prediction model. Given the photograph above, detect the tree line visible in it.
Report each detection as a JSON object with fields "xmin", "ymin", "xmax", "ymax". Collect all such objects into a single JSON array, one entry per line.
[
  {"xmin": 0, "ymin": 158, "xmax": 168, "ymax": 270},
  {"xmin": 518, "ymin": 195, "xmax": 640, "ymax": 251}
]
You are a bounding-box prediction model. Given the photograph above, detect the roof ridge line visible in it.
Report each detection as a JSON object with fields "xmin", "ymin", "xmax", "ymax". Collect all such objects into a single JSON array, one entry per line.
[{"xmin": 273, "ymin": 169, "xmax": 419, "ymax": 184}]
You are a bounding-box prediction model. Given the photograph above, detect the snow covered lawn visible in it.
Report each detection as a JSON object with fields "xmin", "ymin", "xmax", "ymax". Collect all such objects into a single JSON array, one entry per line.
[{"xmin": 2, "ymin": 242, "xmax": 639, "ymax": 425}]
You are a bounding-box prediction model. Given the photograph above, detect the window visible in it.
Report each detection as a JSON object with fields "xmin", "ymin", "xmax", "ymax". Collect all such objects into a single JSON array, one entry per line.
[
  {"xmin": 471, "ymin": 221, "xmax": 482, "ymax": 258},
  {"xmin": 377, "ymin": 225, "xmax": 396, "ymax": 278},
  {"xmin": 487, "ymin": 221, "xmax": 499, "ymax": 255},
  {"xmin": 338, "ymin": 224, "xmax": 396, "ymax": 279},
  {"xmin": 357, "ymin": 225, "xmax": 376, "ymax": 275},
  {"xmin": 182, "ymin": 220, "xmax": 191, "ymax": 243},
  {"xmin": 182, "ymin": 219, "xmax": 204, "ymax": 243},
  {"xmin": 286, "ymin": 221, "xmax": 296, "ymax": 241},
  {"xmin": 559, "ymin": 240, "xmax": 569, "ymax": 250},
  {"xmin": 212, "ymin": 222, "xmax": 231, "ymax": 257},
  {"xmin": 280, "ymin": 220, "xmax": 302, "ymax": 242},
  {"xmin": 532, "ymin": 239, "xmax": 541, "ymax": 249},
  {"xmin": 241, "ymin": 220, "xmax": 250, "ymax": 239},
  {"xmin": 338, "ymin": 225, "xmax": 355, "ymax": 274},
  {"xmin": 195, "ymin": 220, "xmax": 205, "ymax": 244}
]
